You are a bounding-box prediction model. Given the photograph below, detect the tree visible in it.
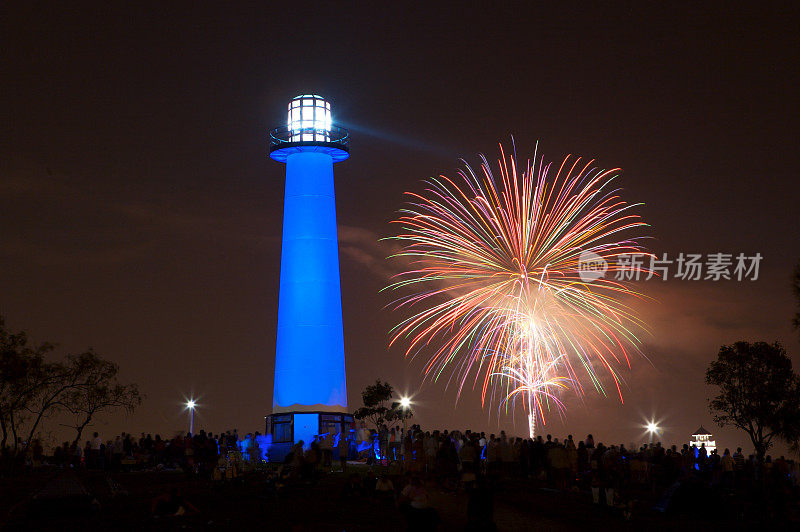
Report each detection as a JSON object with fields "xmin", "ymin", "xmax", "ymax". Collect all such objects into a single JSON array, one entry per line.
[
  {"xmin": 353, "ymin": 380, "xmax": 413, "ymax": 461},
  {"xmin": 20, "ymin": 350, "xmax": 120, "ymax": 453},
  {"xmin": 0, "ymin": 318, "xmax": 54, "ymax": 453},
  {"xmin": 63, "ymin": 375, "xmax": 142, "ymax": 445},
  {"xmin": 353, "ymin": 380, "xmax": 393, "ymax": 433},
  {"xmin": 353, "ymin": 379, "xmax": 413, "ymax": 433},
  {"xmin": 0, "ymin": 317, "xmax": 143, "ymax": 472},
  {"xmin": 706, "ymin": 341, "xmax": 800, "ymax": 461}
]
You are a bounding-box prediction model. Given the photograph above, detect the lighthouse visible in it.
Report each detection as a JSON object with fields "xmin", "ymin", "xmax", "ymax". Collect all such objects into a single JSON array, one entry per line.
[{"xmin": 267, "ymin": 95, "xmax": 353, "ymax": 460}]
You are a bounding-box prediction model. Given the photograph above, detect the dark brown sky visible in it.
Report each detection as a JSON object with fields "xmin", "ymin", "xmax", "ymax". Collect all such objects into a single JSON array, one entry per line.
[{"xmin": 3, "ymin": 3, "xmax": 799, "ymax": 452}]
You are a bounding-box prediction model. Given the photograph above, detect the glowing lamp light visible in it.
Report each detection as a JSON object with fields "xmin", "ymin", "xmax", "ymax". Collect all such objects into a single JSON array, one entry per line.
[
  {"xmin": 287, "ymin": 94, "xmax": 332, "ymax": 142},
  {"xmin": 643, "ymin": 418, "xmax": 662, "ymax": 444},
  {"xmin": 185, "ymin": 398, "xmax": 197, "ymax": 435},
  {"xmin": 400, "ymin": 397, "xmax": 411, "ymax": 409}
]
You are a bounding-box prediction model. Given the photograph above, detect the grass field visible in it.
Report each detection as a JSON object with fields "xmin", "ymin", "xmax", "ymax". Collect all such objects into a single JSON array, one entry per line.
[{"xmin": 0, "ymin": 465, "xmax": 784, "ymax": 531}]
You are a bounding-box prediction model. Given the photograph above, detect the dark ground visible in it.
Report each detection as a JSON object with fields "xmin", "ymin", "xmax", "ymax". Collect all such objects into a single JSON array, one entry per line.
[{"xmin": 0, "ymin": 466, "xmax": 789, "ymax": 531}]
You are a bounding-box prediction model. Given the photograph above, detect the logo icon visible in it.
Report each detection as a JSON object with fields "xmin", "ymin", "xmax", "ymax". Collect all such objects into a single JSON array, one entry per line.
[{"xmin": 578, "ymin": 251, "xmax": 607, "ymax": 283}]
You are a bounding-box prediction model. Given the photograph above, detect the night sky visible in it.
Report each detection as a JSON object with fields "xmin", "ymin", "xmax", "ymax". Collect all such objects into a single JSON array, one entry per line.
[{"xmin": 3, "ymin": 4, "xmax": 799, "ymax": 452}]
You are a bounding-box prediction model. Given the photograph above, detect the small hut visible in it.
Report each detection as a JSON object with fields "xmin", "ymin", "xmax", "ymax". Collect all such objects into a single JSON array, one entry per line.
[{"xmin": 688, "ymin": 426, "xmax": 716, "ymax": 454}]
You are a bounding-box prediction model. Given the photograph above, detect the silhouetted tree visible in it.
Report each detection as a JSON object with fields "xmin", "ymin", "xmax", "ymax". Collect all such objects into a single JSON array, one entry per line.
[
  {"xmin": 0, "ymin": 318, "xmax": 54, "ymax": 453},
  {"xmin": 64, "ymin": 373, "xmax": 142, "ymax": 445},
  {"xmin": 20, "ymin": 350, "xmax": 121, "ymax": 452},
  {"xmin": 353, "ymin": 379, "xmax": 412, "ymax": 433},
  {"xmin": 0, "ymin": 317, "xmax": 143, "ymax": 471},
  {"xmin": 706, "ymin": 341, "xmax": 800, "ymax": 461}
]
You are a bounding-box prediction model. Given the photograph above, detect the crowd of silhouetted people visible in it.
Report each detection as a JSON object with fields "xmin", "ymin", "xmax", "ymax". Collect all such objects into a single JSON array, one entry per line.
[
  {"xmin": 361, "ymin": 424, "xmax": 800, "ymax": 494},
  {"xmin": 8, "ymin": 423, "xmax": 800, "ymax": 525},
  {"xmin": 11, "ymin": 428, "xmax": 267, "ymax": 480},
  {"xmin": 271, "ymin": 423, "xmax": 800, "ymax": 525}
]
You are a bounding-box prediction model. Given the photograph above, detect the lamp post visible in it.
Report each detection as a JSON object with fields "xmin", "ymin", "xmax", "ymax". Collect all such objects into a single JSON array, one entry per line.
[
  {"xmin": 186, "ymin": 400, "xmax": 196, "ymax": 435},
  {"xmin": 400, "ymin": 397, "xmax": 411, "ymax": 469},
  {"xmin": 646, "ymin": 421, "xmax": 660, "ymax": 445}
]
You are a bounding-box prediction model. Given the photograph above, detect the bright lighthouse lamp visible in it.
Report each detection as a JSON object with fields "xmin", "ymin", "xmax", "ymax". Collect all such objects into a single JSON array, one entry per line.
[
  {"xmin": 288, "ymin": 94, "xmax": 332, "ymax": 142},
  {"xmin": 270, "ymin": 95, "xmax": 348, "ymax": 163}
]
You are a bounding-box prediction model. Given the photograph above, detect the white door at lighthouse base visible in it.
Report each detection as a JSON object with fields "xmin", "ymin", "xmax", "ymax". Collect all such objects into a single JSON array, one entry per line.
[{"xmin": 294, "ymin": 413, "xmax": 319, "ymax": 451}]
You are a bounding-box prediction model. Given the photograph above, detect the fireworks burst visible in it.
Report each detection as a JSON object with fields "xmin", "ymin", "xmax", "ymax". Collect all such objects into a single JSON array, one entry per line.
[{"xmin": 386, "ymin": 143, "xmax": 651, "ymax": 436}]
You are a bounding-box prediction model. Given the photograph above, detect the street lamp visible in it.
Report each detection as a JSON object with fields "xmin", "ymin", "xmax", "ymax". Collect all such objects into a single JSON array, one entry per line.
[
  {"xmin": 399, "ymin": 397, "xmax": 411, "ymax": 468},
  {"xmin": 186, "ymin": 400, "xmax": 196, "ymax": 435},
  {"xmin": 646, "ymin": 420, "xmax": 660, "ymax": 444}
]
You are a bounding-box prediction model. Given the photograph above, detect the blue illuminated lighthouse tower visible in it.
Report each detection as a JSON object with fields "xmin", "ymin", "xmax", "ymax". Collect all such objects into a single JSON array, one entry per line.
[{"xmin": 267, "ymin": 95, "xmax": 353, "ymax": 459}]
